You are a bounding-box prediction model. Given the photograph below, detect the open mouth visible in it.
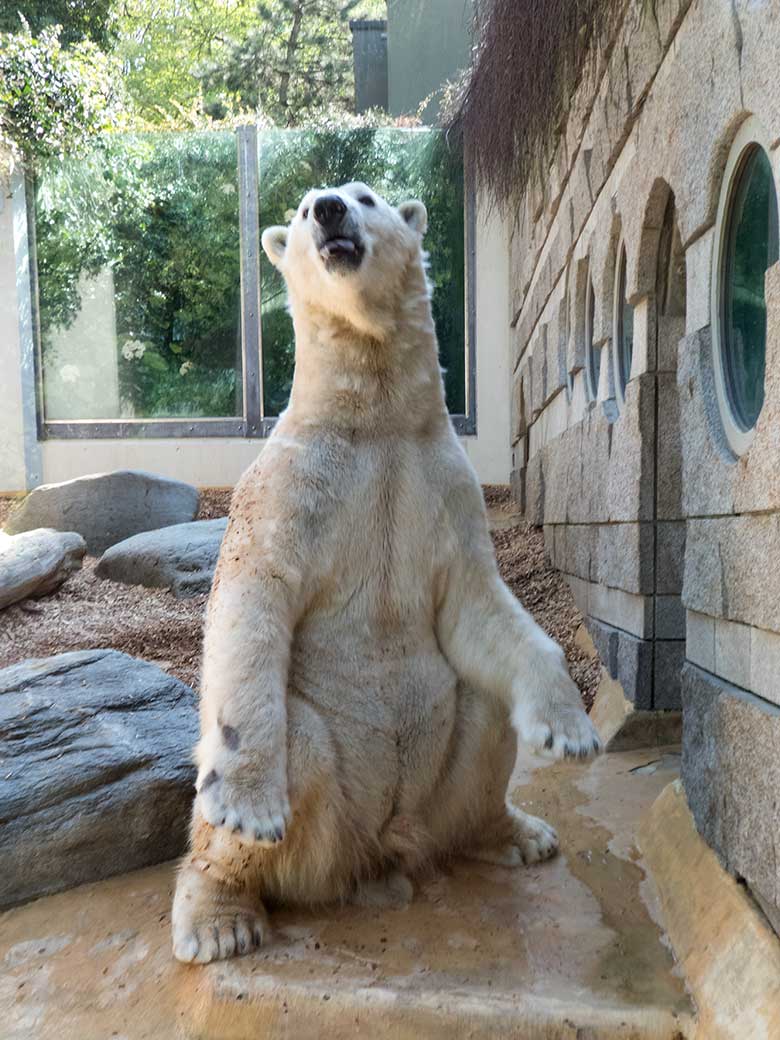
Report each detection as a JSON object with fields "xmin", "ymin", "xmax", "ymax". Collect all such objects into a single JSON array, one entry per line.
[{"xmin": 319, "ymin": 235, "xmax": 363, "ymax": 266}]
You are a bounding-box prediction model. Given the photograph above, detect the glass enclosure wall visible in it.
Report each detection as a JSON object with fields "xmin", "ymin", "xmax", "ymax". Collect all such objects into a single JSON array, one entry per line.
[
  {"xmin": 32, "ymin": 126, "xmax": 469, "ymax": 435},
  {"xmin": 34, "ymin": 132, "xmax": 242, "ymax": 422},
  {"xmin": 257, "ymin": 126, "xmax": 465, "ymax": 416}
]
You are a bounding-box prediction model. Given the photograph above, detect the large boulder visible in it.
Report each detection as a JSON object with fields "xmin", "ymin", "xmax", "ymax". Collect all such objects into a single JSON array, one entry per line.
[
  {"xmin": 0, "ymin": 649, "xmax": 198, "ymax": 909},
  {"xmin": 96, "ymin": 517, "xmax": 227, "ymax": 597},
  {"xmin": 0, "ymin": 529, "xmax": 86, "ymax": 609},
  {"xmin": 4, "ymin": 470, "xmax": 200, "ymax": 554}
]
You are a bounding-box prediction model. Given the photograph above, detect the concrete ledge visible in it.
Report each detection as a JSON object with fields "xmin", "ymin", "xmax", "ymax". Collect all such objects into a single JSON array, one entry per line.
[
  {"xmin": 640, "ymin": 780, "xmax": 780, "ymax": 1040},
  {"xmin": 591, "ymin": 671, "xmax": 682, "ymax": 751}
]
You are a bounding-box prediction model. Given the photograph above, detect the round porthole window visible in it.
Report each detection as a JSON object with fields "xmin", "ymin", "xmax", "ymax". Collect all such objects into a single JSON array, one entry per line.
[
  {"xmin": 613, "ymin": 240, "xmax": 634, "ymax": 408},
  {"xmin": 714, "ymin": 133, "xmax": 779, "ymax": 453},
  {"xmin": 585, "ymin": 278, "xmax": 599, "ymax": 399}
]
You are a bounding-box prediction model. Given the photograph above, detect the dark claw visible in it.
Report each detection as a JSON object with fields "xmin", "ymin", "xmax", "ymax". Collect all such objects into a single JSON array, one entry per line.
[
  {"xmin": 232, "ymin": 822, "xmax": 243, "ymax": 834},
  {"xmin": 563, "ymin": 743, "xmax": 576, "ymax": 758},
  {"xmin": 544, "ymin": 733, "xmax": 554, "ymax": 750},
  {"xmin": 593, "ymin": 738, "xmax": 601, "ymax": 753},
  {"xmin": 274, "ymin": 824, "xmax": 285, "ymax": 842}
]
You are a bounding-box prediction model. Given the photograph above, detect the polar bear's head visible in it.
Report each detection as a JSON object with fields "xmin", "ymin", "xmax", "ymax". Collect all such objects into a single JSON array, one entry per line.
[{"xmin": 261, "ymin": 182, "xmax": 428, "ymax": 332}]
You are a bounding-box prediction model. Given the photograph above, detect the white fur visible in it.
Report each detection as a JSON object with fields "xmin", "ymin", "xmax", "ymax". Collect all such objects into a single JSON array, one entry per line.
[{"xmin": 172, "ymin": 183, "xmax": 601, "ymax": 964}]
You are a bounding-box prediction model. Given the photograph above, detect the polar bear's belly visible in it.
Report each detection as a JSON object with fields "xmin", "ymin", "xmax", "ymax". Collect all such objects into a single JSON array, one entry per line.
[{"xmin": 289, "ymin": 612, "xmax": 459, "ymax": 818}]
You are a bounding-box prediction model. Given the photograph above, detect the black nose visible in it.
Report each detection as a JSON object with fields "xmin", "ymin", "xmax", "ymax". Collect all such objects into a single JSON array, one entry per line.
[{"xmin": 313, "ymin": 195, "xmax": 346, "ymax": 228}]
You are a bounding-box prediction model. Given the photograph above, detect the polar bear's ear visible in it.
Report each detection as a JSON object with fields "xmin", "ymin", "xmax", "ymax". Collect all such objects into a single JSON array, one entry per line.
[
  {"xmin": 261, "ymin": 226, "xmax": 288, "ymax": 268},
  {"xmin": 398, "ymin": 200, "xmax": 427, "ymax": 236}
]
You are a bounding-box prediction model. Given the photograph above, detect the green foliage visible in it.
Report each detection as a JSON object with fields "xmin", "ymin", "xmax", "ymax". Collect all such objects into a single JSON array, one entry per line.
[
  {"xmin": 35, "ymin": 132, "xmax": 243, "ymax": 419},
  {"xmin": 258, "ymin": 126, "xmax": 465, "ymax": 414},
  {"xmin": 198, "ymin": 0, "xmax": 363, "ymax": 125},
  {"xmin": 0, "ymin": 24, "xmax": 119, "ymax": 172},
  {"xmin": 0, "ymin": 1, "xmax": 116, "ymax": 48},
  {"xmin": 117, "ymin": 0, "xmax": 386, "ymax": 126},
  {"xmin": 116, "ymin": 0, "xmax": 258, "ymax": 124}
]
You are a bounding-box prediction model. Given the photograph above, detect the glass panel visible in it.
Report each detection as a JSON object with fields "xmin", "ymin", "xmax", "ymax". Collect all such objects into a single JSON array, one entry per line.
[
  {"xmin": 586, "ymin": 279, "xmax": 599, "ymax": 398},
  {"xmin": 617, "ymin": 246, "xmax": 634, "ymax": 392},
  {"xmin": 35, "ymin": 132, "xmax": 242, "ymax": 420},
  {"xmin": 257, "ymin": 127, "xmax": 466, "ymax": 416},
  {"xmin": 722, "ymin": 145, "xmax": 779, "ymax": 430}
]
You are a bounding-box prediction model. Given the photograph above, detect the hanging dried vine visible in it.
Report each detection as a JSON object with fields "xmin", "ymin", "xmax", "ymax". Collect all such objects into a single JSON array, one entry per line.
[{"xmin": 452, "ymin": 0, "xmax": 643, "ymax": 209}]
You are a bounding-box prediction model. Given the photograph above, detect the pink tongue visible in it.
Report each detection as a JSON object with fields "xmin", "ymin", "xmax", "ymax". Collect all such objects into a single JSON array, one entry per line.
[{"xmin": 320, "ymin": 237, "xmax": 356, "ymax": 257}]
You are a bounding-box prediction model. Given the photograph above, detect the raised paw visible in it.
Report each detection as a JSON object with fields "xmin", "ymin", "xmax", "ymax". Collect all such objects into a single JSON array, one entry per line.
[
  {"xmin": 195, "ymin": 726, "xmax": 291, "ymax": 845},
  {"xmin": 513, "ymin": 677, "xmax": 602, "ymax": 761}
]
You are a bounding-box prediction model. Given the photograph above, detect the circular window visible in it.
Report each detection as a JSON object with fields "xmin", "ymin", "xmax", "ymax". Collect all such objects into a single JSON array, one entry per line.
[
  {"xmin": 585, "ymin": 278, "xmax": 599, "ymax": 399},
  {"xmin": 613, "ymin": 242, "xmax": 634, "ymax": 407},
  {"xmin": 716, "ymin": 141, "xmax": 779, "ymax": 449}
]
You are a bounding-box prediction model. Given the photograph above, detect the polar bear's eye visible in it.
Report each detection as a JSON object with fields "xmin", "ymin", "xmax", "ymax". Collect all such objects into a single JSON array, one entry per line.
[
  {"xmin": 359, "ymin": 195, "xmax": 375, "ymax": 207},
  {"xmin": 301, "ymin": 207, "xmax": 309, "ymax": 219}
]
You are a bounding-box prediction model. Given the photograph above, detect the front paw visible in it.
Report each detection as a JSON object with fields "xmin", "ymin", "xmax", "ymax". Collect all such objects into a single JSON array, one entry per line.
[
  {"xmin": 195, "ymin": 729, "xmax": 291, "ymax": 845},
  {"xmin": 512, "ymin": 658, "xmax": 602, "ymax": 761}
]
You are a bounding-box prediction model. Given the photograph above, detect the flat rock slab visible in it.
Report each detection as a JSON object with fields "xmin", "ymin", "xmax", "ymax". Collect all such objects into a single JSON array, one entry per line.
[
  {"xmin": 0, "ymin": 745, "xmax": 693, "ymax": 1040},
  {"xmin": 96, "ymin": 517, "xmax": 228, "ymax": 597},
  {"xmin": 0, "ymin": 649, "xmax": 198, "ymax": 910},
  {"xmin": 4, "ymin": 470, "xmax": 200, "ymax": 554},
  {"xmin": 0, "ymin": 528, "xmax": 86, "ymax": 609}
]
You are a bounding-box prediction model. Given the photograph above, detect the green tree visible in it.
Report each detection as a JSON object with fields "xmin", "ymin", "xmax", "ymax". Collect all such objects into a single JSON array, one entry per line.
[
  {"xmin": 197, "ymin": 0, "xmax": 363, "ymax": 125},
  {"xmin": 0, "ymin": 1, "xmax": 116, "ymax": 49},
  {"xmin": 0, "ymin": 24, "xmax": 120, "ymax": 172},
  {"xmin": 116, "ymin": 0, "xmax": 257, "ymax": 123},
  {"xmin": 116, "ymin": 0, "xmax": 384, "ymax": 125}
]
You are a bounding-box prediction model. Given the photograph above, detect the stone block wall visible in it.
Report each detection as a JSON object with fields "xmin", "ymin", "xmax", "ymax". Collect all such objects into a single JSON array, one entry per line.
[{"xmin": 508, "ymin": 0, "xmax": 780, "ymax": 930}]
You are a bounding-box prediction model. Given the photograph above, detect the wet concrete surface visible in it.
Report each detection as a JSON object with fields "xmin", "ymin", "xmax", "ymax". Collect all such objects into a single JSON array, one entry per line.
[{"xmin": 0, "ymin": 746, "xmax": 694, "ymax": 1039}]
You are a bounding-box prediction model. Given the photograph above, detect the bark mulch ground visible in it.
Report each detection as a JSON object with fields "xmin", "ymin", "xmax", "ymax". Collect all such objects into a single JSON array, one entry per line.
[{"xmin": 0, "ymin": 487, "xmax": 600, "ymax": 707}]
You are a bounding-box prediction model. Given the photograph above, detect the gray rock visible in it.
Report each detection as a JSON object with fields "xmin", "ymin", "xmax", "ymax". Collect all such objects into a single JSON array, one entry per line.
[
  {"xmin": 0, "ymin": 529, "xmax": 86, "ymax": 609},
  {"xmin": 682, "ymin": 662, "xmax": 780, "ymax": 932},
  {"xmin": 5, "ymin": 470, "xmax": 200, "ymax": 554},
  {"xmin": 96, "ymin": 517, "xmax": 227, "ymax": 598},
  {"xmin": 0, "ymin": 650, "xmax": 198, "ymax": 909}
]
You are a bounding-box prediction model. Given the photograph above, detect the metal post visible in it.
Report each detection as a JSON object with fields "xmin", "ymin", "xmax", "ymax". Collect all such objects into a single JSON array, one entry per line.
[{"xmin": 237, "ymin": 125, "xmax": 263, "ymax": 436}]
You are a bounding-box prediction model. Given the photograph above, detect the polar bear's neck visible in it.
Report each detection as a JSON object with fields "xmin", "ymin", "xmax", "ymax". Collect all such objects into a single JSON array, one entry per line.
[{"xmin": 285, "ymin": 258, "xmax": 449, "ymax": 436}]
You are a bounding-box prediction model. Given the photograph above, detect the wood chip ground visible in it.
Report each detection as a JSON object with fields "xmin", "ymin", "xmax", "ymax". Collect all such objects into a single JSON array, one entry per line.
[{"xmin": 0, "ymin": 487, "xmax": 599, "ymax": 707}]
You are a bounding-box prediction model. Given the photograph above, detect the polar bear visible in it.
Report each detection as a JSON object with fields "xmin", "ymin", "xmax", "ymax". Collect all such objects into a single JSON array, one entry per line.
[{"xmin": 172, "ymin": 182, "xmax": 601, "ymax": 964}]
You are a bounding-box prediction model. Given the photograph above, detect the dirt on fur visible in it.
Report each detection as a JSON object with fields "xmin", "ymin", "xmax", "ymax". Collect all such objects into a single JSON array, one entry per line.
[{"xmin": 0, "ymin": 486, "xmax": 599, "ymax": 707}]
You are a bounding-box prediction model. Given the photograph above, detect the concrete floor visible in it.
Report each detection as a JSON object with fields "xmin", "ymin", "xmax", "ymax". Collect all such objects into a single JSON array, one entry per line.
[{"xmin": 0, "ymin": 747, "xmax": 694, "ymax": 1039}]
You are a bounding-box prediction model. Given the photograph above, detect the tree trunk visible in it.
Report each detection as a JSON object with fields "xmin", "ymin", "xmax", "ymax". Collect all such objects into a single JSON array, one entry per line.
[{"xmin": 279, "ymin": 0, "xmax": 305, "ymax": 125}]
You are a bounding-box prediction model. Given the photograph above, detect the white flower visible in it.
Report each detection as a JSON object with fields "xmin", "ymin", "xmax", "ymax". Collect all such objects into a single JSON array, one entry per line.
[
  {"xmin": 179, "ymin": 360, "xmax": 194, "ymax": 376},
  {"xmin": 122, "ymin": 339, "xmax": 147, "ymax": 360},
  {"xmin": 221, "ymin": 183, "xmax": 235, "ymax": 195},
  {"xmin": 60, "ymin": 364, "xmax": 79, "ymax": 383}
]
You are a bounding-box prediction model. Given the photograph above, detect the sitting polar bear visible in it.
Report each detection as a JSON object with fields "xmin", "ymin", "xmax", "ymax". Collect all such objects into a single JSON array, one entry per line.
[{"xmin": 172, "ymin": 183, "xmax": 601, "ymax": 963}]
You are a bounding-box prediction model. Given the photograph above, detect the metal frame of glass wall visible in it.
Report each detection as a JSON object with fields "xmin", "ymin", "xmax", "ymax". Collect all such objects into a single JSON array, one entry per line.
[{"xmin": 31, "ymin": 125, "xmax": 477, "ymax": 441}]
